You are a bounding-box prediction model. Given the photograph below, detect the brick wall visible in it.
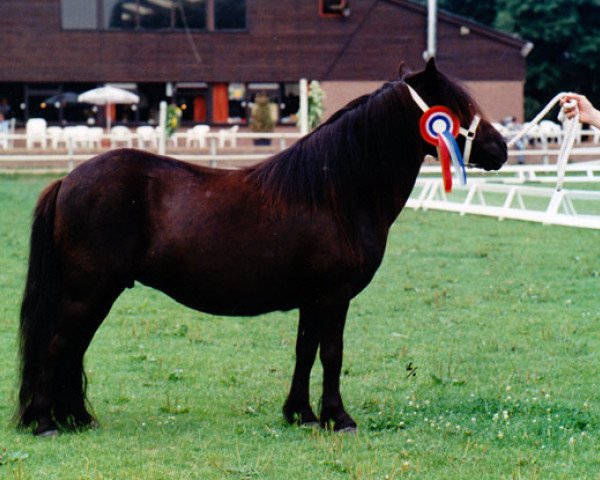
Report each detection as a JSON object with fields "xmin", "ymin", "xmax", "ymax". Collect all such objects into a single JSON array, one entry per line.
[{"xmin": 321, "ymin": 80, "xmax": 525, "ymax": 124}]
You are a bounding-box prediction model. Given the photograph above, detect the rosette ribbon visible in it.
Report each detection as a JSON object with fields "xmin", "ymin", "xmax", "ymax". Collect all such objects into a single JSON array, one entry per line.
[{"xmin": 418, "ymin": 105, "xmax": 467, "ymax": 193}]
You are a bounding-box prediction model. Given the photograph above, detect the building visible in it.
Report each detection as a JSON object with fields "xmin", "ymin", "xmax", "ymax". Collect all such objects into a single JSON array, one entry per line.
[{"xmin": 0, "ymin": 0, "xmax": 527, "ymax": 127}]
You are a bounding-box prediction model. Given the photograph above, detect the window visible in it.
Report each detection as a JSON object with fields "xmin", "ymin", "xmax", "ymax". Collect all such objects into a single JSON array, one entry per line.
[
  {"xmin": 215, "ymin": 0, "xmax": 245, "ymax": 30},
  {"xmin": 62, "ymin": 0, "xmax": 98, "ymax": 29},
  {"xmin": 105, "ymin": 0, "xmax": 136, "ymax": 30},
  {"xmin": 106, "ymin": 0, "xmax": 206, "ymax": 30},
  {"xmin": 228, "ymin": 83, "xmax": 246, "ymax": 123},
  {"xmin": 175, "ymin": 0, "xmax": 207, "ymax": 29},
  {"xmin": 61, "ymin": 0, "xmax": 245, "ymax": 31},
  {"xmin": 319, "ymin": 0, "xmax": 350, "ymax": 17}
]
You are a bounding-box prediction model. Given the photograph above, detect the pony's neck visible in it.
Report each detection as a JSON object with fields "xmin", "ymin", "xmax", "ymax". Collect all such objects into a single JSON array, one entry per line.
[
  {"xmin": 316, "ymin": 82, "xmax": 424, "ymax": 226},
  {"xmin": 248, "ymin": 82, "xmax": 425, "ymax": 227}
]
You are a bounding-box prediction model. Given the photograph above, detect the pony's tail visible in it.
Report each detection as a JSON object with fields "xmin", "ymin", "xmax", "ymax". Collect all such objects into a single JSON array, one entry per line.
[{"xmin": 17, "ymin": 180, "xmax": 62, "ymax": 427}]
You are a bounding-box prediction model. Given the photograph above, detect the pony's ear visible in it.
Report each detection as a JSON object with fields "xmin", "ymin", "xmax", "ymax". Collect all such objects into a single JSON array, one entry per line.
[
  {"xmin": 425, "ymin": 57, "xmax": 438, "ymax": 75},
  {"xmin": 397, "ymin": 61, "xmax": 411, "ymax": 79}
]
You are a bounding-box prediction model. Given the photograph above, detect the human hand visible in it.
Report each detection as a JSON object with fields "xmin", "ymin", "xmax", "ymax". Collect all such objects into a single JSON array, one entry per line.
[{"xmin": 560, "ymin": 93, "xmax": 600, "ymax": 128}]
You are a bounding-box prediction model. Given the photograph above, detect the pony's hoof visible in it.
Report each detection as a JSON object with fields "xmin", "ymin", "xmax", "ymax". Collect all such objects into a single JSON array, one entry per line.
[
  {"xmin": 320, "ymin": 410, "xmax": 357, "ymax": 433},
  {"xmin": 300, "ymin": 421, "xmax": 320, "ymax": 429},
  {"xmin": 33, "ymin": 419, "xmax": 59, "ymax": 437},
  {"xmin": 282, "ymin": 402, "xmax": 319, "ymax": 426},
  {"xmin": 335, "ymin": 425, "xmax": 357, "ymax": 434},
  {"xmin": 76, "ymin": 418, "xmax": 99, "ymax": 431}
]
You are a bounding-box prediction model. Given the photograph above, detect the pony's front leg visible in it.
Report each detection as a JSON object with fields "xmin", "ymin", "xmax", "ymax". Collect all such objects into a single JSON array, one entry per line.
[
  {"xmin": 317, "ymin": 301, "xmax": 357, "ymax": 432},
  {"xmin": 283, "ymin": 307, "xmax": 319, "ymax": 426}
]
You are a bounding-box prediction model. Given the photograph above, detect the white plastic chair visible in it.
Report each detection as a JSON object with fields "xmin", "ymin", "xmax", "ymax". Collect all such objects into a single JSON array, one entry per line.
[
  {"xmin": 26, "ymin": 118, "xmax": 48, "ymax": 149},
  {"xmin": 154, "ymin": 126, "xmax": 178, "ymax": 147},
  {"xmin": 522, "ymin": 122, "xmax": 540, "ymax": 145},
  {"xmin": 63, "ymin": 125, "xmax": 91, "ymax": 150},
  {"xmin": 136, "ymin": 126, "xmax": 158, "ymax": 149},
  {"xmin": 218, "ymin": 125, "xmax": 239, "ymax": 148},
  {"xmin": 186, "ymin": 125, "xmax": 210, "ymax": 148},
  {"xmin": 110, "ymin": 126, "xmax": 133, "ymax": 148},
  {"xmin": 88, "ymin": 127, "xmax": 104, "ymax": 149},
  {"xmin": 538, "ymin": 120, "xmax": 562, "ymax": 144},
  {"xmin": 46, "ymin": 126, "xmax": 66, "ymax": 149},
  {"xmin": 0, "ymin": 118, "xmax": 14, "ymax": 149}
]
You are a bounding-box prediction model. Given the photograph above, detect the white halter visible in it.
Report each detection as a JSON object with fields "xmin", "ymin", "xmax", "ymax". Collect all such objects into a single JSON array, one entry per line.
[{"xmin": 406, "ymin": 84, "xmax": 481, "ymax": 166}]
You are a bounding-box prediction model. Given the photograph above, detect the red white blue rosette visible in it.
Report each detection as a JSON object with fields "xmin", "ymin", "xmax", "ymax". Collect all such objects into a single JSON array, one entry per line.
[
  {"xmin": 419, "ymin": 106, "xmax": 467, "ymax": 192},
  {"xmin": 419, "ymin": 106, "xmax": 460, "ymax": 145}
]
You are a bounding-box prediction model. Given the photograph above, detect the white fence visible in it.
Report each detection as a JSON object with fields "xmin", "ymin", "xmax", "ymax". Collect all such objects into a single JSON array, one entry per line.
[
  {"xmin": 406, "ymin": 178, "xmax": 600, "ymax": 229},
  {"xmin": 1, "ymin": 135, "xmax": 599, "ymax": 229},
  {"xmin": 0, "ymin": 130, "xmax": 303, "ymax": 155},
  {"xmin": 0, "ymin": 131, "xmax": 302, "ymax": 172},
  {"xmin": 419, "ymin": 161, "xmax": 600, "ymax": 184}
]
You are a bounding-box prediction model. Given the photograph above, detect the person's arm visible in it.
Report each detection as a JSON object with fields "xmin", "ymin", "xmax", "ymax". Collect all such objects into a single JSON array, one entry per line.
[{"xmin": 561, "ymin": 93, "xmax": 600, "ymax": 129}]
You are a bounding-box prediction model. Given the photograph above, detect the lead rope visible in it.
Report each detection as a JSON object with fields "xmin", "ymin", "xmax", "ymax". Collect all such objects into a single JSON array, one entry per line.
[{"xmin": 506, "ymin": 93, "xmax": 579, "ymax": 191}]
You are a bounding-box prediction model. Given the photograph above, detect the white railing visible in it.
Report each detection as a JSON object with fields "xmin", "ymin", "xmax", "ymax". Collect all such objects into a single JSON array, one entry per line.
[
  {"xmin": 412, "ymin": 160, "xmax": 600, "ymax": 229},
  {"xmin": 2, "ymin": 131, "xmax": 599, "ymax": 230},
  {"xmin": 406, "ymin": 179, "xmax": 600, "ymax": 229},
  {"xmin": 419, "ymin": 161, "xmax": 600, "ymax": 185},
  {"xmin": 0, "ymin": 130, "xmax": 303, "ymax": 153},
  {"xmin": 0, "ymin": 130, "xmax": 302, "ymax": 172}
]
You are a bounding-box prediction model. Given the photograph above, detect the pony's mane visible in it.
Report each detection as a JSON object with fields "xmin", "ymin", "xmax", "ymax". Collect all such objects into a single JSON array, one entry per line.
[{"xmin": 245, "ymin": 80, "xmax": 423, "ymax": 215}]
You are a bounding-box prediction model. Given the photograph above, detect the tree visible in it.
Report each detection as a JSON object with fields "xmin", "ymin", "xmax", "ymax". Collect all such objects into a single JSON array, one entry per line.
[
  {"xmin": 438, "ymin": 0, "xmax": 499, "ymax": 26},
  {"xmin": 437, "ymin": 0, "xmax": 600, "ymax": 119},
  {"xmin": 495, "ymin": 0, "xmax": 600, "ymax": 118}
]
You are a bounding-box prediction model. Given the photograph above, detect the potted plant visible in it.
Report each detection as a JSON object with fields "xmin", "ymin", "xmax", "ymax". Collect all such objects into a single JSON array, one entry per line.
[
  {"xmin": 307, "ymin": 80, "xmax": 325, "ymax": 130},
  {"xmin": 250, "ymin": 93, "xmax": 275, "ymax": 146},
  {"xmin": 166, "ymin": 103, "xmax": 182, "ymax": 138}
]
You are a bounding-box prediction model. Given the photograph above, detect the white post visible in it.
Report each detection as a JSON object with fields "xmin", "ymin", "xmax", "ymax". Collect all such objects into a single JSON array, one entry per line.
[
  {"xmin": 424, "ymin": 0, "xmax": 437, "ymax": 60},
  {"xmin": 159, "ymin": 101, "xmax": 167, "ymax": 155},
  {"xmin": 299, "ymin": 78, "xmax": 309, "ymax": 136},
  {"xmin": 210, "ymin": 137, "xmax": 217, "ymax": 168},
  {"xmin": 67, "ymin": 137, "xmax": 74, "ymax": 172},
  {"xmin": 540, "ymin": 134, "xmax": 549, "ymax": 165},
  {"xmin": 106, "ymin": 103, "xmax": 112, "ymax": 132}
]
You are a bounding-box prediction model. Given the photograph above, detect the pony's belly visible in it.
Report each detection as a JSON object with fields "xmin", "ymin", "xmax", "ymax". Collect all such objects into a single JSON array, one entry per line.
[{"xmin": 136, "ymin": 272, "xmax": 301, "ymax": 317}]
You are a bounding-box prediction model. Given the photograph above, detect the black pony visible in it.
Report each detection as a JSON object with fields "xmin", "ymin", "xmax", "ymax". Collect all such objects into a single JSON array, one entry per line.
[{"xmin": 17, "ymin": 59, "xmax": 506, "ymax": 435}]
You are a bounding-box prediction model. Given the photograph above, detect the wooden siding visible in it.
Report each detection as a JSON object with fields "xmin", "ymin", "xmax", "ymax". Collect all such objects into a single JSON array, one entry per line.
[{"xmin": 0, "ymin": 0, "xmax": 525, "ymax": 83}]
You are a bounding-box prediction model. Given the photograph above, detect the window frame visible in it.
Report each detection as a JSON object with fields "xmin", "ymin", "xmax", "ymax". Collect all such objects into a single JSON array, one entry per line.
[
  {"xmin": 59, "ymin": 0, "xmax": 247, "ymax": 32},
  {"xmin": 319, "ymin": 0, "xmax": 348, "ymax": 18}
]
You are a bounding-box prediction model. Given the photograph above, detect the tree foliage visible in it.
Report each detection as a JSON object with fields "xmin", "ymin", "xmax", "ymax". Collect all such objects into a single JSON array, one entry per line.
[{"xmin": 438, "ymin": 0, "xmax": 600, "ymax": 119}]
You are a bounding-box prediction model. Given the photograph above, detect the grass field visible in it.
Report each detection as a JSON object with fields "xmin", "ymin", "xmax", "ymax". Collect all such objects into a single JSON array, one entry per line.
[{"xmin": 1, "ymin": 174, "xmax": 599, "ymax": 479}]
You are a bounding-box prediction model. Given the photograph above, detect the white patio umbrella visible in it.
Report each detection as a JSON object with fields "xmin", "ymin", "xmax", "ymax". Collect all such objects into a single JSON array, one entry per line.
[{"xmin": 78, "ymin": 86, "xmax": 140, "ymax": 130}]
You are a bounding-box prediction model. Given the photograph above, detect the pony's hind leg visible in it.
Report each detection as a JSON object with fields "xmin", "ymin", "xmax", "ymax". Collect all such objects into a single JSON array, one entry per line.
[
  {"xmin": 54, "ymin": 278, "xmax": 125, "ymax": 430},
  {"xmin": 283, "ymin": 307, "xmax": 319, "ymax": 425},
  {"xmin": 32, "ymin": 277, "xmax": 124, "ymax": 435}
]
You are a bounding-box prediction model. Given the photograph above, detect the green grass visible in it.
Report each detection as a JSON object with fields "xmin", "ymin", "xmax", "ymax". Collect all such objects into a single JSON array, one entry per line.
[{"xmin": 1, "ymin": 174, "xmax": 599, "ymax": 479}]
